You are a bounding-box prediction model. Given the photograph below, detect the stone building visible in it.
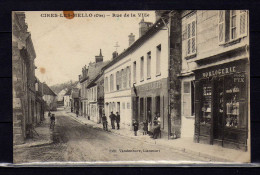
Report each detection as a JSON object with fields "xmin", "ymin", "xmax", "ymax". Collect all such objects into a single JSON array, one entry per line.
[
  {"xmin": 179, "ymin": 10, "xmax": 249, "ymax": 150},
  {"xmin": 102, "ymin": 11, "xmax": 182, "ymax": 135},
  {"xmin": 12, "ymin": 12, "xmax": 38, "ymax": 144},
  {"xmin": 79, "ymin": 50, "xmax": 109, "ymax": 119},
  {"xmin": 42, "ymin": 83, "xmax": 57, "ymax": 111}
]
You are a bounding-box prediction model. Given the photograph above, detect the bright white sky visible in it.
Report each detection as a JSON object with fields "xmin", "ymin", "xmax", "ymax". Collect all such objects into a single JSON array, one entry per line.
[{"xmin": 25, "ymin": 11, "xmax": 155, "ymax": 86}]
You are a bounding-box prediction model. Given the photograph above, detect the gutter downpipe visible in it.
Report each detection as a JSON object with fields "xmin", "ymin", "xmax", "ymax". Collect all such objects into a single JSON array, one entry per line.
[{"xmin": 161, "ymin": 11, "xmax": 172, "ymax": 140}]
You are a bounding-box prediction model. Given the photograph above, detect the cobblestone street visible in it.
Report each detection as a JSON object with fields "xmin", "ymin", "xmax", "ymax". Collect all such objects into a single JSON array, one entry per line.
[{"xmin": 14, "ymin": 109, "xmax": 212, "ymax": 163}]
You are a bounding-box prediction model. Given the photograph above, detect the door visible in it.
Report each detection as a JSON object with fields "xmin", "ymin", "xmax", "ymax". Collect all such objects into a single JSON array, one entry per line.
[
  {"xmin": 213, "ymin": 77, "xmax": 224, "ymax": 140},
  {"xmin": 147, "ymin": 97, "xmax": 152, "ymax": 123}
]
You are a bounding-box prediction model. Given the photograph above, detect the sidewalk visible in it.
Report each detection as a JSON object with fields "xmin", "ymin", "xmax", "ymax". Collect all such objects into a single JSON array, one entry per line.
[
  {"xmin": 13, "ymin": 113, "xmax": 53, "ymax": 149},
  {"xmin": 65, "ymin": 110, "xmax": 250, "ymax": 163}
]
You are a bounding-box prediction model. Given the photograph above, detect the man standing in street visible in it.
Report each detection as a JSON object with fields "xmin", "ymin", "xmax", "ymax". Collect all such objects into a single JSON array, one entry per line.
[
  {"xmin": 109, "ymin": 112, "xmax": 115, "ymax": 129},
  {"xmin": 115, "ymin": 112, "xmax": 120, "ymax": 130},
  {"xmin": 102, "ymin": 113, "xmax": 108, "ymax": 131}
]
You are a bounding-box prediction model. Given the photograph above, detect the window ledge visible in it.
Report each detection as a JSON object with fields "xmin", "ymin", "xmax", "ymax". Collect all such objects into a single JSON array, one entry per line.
[
  {"xmin": 147, "ymin": 77, "xmax": 151, "ymax": 80},
  {"xmin": 185, "ymin": 53, "xmax": 197, "ymax": 60},
  {"xmin": 140, "ymin": 79, "xmax": 144, "ymax": 82},
  {"xmin": 220, "ymin": 38, "xmax": 241, "ymax": 48},
  {"xmin": 156, "ymin": 73, "xmax": 161, "ymax": 77},
  {"xmin": 185, "ymin": 115, "xmax": 195, "ymax": 119}
]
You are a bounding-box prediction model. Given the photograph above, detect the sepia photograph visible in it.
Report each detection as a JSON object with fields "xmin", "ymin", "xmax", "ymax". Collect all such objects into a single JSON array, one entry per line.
[{"xmin": 12, "ymin": 10, "xmax": 250, "ymax": 165}]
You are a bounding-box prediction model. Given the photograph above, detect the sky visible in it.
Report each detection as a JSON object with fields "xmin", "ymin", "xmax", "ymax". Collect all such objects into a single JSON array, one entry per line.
[{"xmin": 25, "ymin": 11, "xmax": 155, "ymax": 86}]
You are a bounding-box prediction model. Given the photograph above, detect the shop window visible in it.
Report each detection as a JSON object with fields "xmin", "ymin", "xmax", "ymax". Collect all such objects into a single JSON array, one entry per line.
[
  {"xmin": 218, "ymin": 10, "xmax": 248, "ymax": 45},
  {"xmin": 200, "ymin": 80, "xmax": 212, "ymax": 125},
  {"xmin": 224, "ymin": 74, "xmax": 246, "ymax": 129}
]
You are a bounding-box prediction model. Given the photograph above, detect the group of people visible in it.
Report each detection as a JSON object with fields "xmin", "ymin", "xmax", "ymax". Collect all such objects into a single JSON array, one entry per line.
[
  {"xmin": 133, "ymin": 112, "xmax": 161, "ymax": 139},
  {"xmin": 101, "ymin": 111, "xmax": 120, "ymax": 131},
  {"xmin": 101, "ymin": 111, "xmax": 161, "ymax": 139}
]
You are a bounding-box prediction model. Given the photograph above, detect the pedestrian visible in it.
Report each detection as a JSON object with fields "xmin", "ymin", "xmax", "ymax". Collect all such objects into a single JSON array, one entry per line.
[
  {"xmin": 143, "ymin": 119, "xmax": 148, "ymax": 135},
  {"xmin": 151, "ymin": 113, "xmax": 161, "ymax": 139},
  {"xmin": 109, "ymin": 112, "xmax": 115, "ymax": 129},
  {"xmin": 50, "ymin": 114, "xmax": 55, "ymax": 129},
  {"xmin": 102, "ymin": 113, "xmax": 108, "ymax": 131},
  {"xmin": 115, "ymin": 112, "xmax": 120, "ymax": 130},
  {"xmin": 133, "ymin": 120, "xmax": 139, "ymax": 136},
  {"xmin": 48, "ymin": 110, "xmax": 51, "ymax": 118},
  {"xmin": 76, "ymin": 110, "xmax": 79, "ymax": 117}
]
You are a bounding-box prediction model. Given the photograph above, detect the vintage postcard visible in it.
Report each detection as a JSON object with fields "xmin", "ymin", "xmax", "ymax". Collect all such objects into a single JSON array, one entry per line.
[{"xmin": 12, "ymin": 10, "xmax": 250, "ymax": 165}]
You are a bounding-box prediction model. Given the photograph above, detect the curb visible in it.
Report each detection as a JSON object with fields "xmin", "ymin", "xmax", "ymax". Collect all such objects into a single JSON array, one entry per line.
[{"xmin": 66, "ymin": 112, "xmax": 232, "ymax": 162}]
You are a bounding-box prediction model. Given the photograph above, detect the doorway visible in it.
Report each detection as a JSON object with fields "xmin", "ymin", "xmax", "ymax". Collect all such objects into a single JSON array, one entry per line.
[{"xmin": 147, "ymin": 97, "xmax": 152, "ymax": 123}]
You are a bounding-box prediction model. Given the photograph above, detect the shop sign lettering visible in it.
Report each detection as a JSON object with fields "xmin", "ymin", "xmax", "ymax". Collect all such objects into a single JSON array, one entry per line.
[
  {"xmin": 233, "ymin": 73, "xmax": 245, "ymax": 83},
  {"xmin": 202, "ymin": 66, "xmax": 236, "ymax": 78},
  {"xmin": 136, "ymin": 81, "xmax": 161, "ymax": 92}
]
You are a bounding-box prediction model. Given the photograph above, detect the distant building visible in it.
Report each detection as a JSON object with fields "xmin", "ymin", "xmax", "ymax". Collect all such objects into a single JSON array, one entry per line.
[
  {"xmin": 42, "ymin": 83, "xmax": 57, "ymax": 111},
  {"xmin": 12, "ymin": 12, "xmax": 39, "ymax": 144},
  {"xmin": 64, "ymin": 88, "xmax": 72, "ymax": 108},
  {"xmin": 71, "ymin": 82, "xmax": 81, "ymax": 113}
]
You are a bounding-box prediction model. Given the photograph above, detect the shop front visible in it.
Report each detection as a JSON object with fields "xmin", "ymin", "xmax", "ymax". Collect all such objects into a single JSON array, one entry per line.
[
  {"xmin": 131, "ymin": 78, "xmax": 169, "ymax": 134},
  {"xmin": 193, "ymin": 59, "xmax": 249, "ymax": 151}
]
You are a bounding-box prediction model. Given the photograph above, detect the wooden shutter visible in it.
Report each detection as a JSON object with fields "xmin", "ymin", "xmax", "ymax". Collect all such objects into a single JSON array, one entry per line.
[
  {"xmin": 191, "ymin": 20, "xmax": 196, "ymax": 54},
  {"xmin": 239, "ymin": 10, "xmax": 248, "ymax": 38},
  {"xmin": 218, "ymin": 10, "xmax": 225, "ymax": 44},
  {"xmin": 187, "ymin": 23, "xmax": 191, "ymax": 55}
]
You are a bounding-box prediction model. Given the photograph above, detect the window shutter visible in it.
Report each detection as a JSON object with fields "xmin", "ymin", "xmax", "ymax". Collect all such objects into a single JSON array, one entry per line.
[
  {"xmin": 191, "ymin": 20, "xmax": 196, "ymax": 54},
  {"xmin": 218, "ymin": 10, "xmax": 225, "ymax": 44},
  {"xmin": 187, "ymin": 23, "xmax": 191, "ymax": 55},
  {"xmin": 239, "ymin": 10, "xmax": 248, "ymax": 38}
]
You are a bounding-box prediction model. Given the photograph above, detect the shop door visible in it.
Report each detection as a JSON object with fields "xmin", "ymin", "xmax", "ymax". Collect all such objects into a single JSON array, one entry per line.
[
  {"xmin": 213, "ymin": 77, "xmax": 224, "ymax": 140},
  {"xmin": 140, "ymin": 98, "xmax": 144, "ymax": 122},
  {"xmin": 147, "ymin": 97, "xmax": 152, "ymax": 123}
]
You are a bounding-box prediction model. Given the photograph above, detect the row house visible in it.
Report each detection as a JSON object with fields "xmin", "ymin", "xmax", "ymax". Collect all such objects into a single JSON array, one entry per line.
[
  {"xmin": 64, "ymin": 88, "xmax": 72, "ymax": 109},
  {"xmin": 12, "ymin": 12, "xmax": 40, "ymax": 144},
  {"xmin": 179, "ymin": 10, "xmax": 249, "ymax": 151},
  {"xmin": 71, "ymin": 81, "xmax": 81, "ymax": 113},
  {"xmin": 79, "ymin": 50, "xmax": 109, "ymax": 120},
  {"xmin": 42, "ymin": 83, "xmax": 57, "ymax": 111},
  {"xmin": 102, "ymin": 11, "xmax": 182, "ymax": 134}
]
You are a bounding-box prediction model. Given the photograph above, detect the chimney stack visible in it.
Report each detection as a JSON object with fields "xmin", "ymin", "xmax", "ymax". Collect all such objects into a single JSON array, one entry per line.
[
  {"xmin": 128, "ymin": 33, "xmax": 135, "ymax": 46},
  {"xmin": 112, "ymin": 51, "xmax": 118, "ymax": 59},
  {"xmin": 139, "ymin": 18, "xmax": 153, "ymax": 38},
  {"xmin": 95, "ymin": 49, "xmax": 103, "ymax": 63}
]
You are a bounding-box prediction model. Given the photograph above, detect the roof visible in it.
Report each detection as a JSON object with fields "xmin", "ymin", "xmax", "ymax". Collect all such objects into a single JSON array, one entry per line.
[
  {"xmin": 42, "ymin": 83, "xmax": 57, "ymax": 96},
  {"xmin": 81, "ymin": 60, "xmax": 110, "ymax": 84},
  {"xmin": 65, "ymin": 88, "xmax": 72, "ymax": 96},
  {"xmin": 102, "ymin": 11, "xmax": 172, "ymax": 72}
]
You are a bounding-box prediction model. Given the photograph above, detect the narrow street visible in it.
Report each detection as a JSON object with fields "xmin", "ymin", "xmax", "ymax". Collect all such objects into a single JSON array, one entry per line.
[{"xmin": 14, "ymin": 108, "xmax": 211, "ymax": 163}]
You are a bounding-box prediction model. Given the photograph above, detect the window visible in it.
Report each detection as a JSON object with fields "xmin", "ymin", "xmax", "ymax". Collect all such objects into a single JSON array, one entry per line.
[
  {"xmin": 104, "ymin": 77, "xmax": 108, "ymax": 92},
  {"xmin": 133, "ymin": 61, "xmax": 136, "ymax": 83},
  {"xmin": 187, "ymin": 20, "xmax": 196, "ymax": 55},
  {"xmin": 110, "ymin": 74, "xmax": 114, "ymax": 91},
  {"xmin": 218, "ymin": 10, "xmax": 248, "ymax": 44},
  {"xmin": 147, "ymin": 52, "xmax": 151, "ymax": 78},
  {"xmin": 126, "ymin": 66, "xmax": 131, "ymax": 88},
  {"xmin": 140, "ymin": 57, "xmax": 144, "ymax": 81},
  {"xmin": 156, "ymin": 45, "xmax": 161, "ymax": 75},
  {"xmin": 116, "ymin": 71, "xmax": 121, "ymax": 90},
  {"xmin": 127, "ymin": 102, "xmax": 130, "ymax": 109},
  {"xmin": 122, "ymin": 69, "xmax": 127, "ymax": 89}
]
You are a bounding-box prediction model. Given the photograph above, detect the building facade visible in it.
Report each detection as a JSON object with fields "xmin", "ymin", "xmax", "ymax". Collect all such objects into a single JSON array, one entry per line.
[
  {"xmin": 12, "ymin": 12, "xmax": 39, "ymax": 144},
  {"xmin": 179, "ymin": 10, "xmax": 249, "ymax": 150},
  {"xmin": 64, "ymin": 88, "xmax": 72, "ymax": 108},
  {"xmin": 103, "ymin": 51, "xmax": 132, "ymax": 129},
  {"xmin": 42, "ymin": 83, "xmax": 57, "ymax": 111}
]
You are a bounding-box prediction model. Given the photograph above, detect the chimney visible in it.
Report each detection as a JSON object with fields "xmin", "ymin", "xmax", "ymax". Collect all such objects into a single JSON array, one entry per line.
[
  {"xmin": 95, "ymin": 49, "xmax": 103, "ymax": 63},
  {"xmin": 139, "ymin": 18, "xmax": 153, "ymax": 38},
  {"xmin": 155, "ymin": 10, "xmax": 170, "ymax": 21},
  {"xmin": 112, "ymin": 51, "xmax": 118, "ymax": 59},
  {"xmin": 128, "ymin": 33, "xmax": 135, "ymax": 46}
]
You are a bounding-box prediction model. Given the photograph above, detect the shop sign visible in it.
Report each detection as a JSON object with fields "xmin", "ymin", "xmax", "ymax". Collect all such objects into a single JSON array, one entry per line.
[
  {"xmin": 202, "ymin": 66, "xmax": 236, "ymax": 78},
  {"xmin": 233, "ymin": 73, "xmax": 245, "ymax": 83},
  {"xmin": 136, "ymin": 80, "xmax": 162, "ymax": 92}
]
